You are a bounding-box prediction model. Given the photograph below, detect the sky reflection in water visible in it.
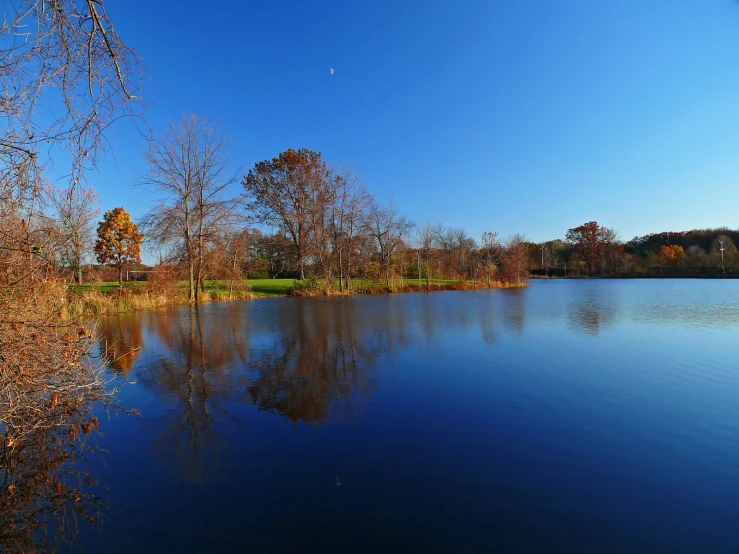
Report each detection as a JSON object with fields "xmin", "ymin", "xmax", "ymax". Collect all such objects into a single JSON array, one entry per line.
[{"xmin": 45, "ymin": 280, "xmax": 739, "ymax": 553}]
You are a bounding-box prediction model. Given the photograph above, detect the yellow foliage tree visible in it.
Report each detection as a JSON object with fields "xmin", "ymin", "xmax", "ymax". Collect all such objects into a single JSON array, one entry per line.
[
  {"xmin": 670, "ymin": 245, "xmax": 685, "ymax": 259},
  {"xmin": 94, "ymin": 207, "xmax": 143, "ymax": 284}
]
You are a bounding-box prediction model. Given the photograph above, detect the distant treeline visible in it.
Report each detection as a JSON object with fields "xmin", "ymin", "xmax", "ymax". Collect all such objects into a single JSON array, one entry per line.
[
  {"xmin": 532, "ymin": 222, "xmax": 738, "ymax": 277},
  {"xmin": 625, "ymin": 228, "xmax": 739, "ymax": 257}
]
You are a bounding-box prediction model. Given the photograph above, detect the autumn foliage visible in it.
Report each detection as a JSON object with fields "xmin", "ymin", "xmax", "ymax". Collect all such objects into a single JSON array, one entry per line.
[
  {"xmin": 658, "ymin": 244, "xmax": 685, "ymax": 261},
  {"xmin": 94, "ymin": 207, "xmax": 144, "ymax": 284},
  {"xmin": 565, "ymin": 221, "xmax": 618, "ymax": 273},
  {"xmin": 244, "ymin": 148, "xmax": 330, "ymax": 280}
]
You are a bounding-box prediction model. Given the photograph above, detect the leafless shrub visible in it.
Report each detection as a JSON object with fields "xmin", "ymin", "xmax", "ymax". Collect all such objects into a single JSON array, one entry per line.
[
  {"xmin": 0, "ymin": 2, "xmax": 144, "ymax": 549},
  {"xmin": 0, "ymin": 218, "xmax": 123, "ymax": 550}
]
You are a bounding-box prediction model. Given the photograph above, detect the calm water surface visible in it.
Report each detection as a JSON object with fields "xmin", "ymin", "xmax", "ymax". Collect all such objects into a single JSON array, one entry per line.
[{"xmin": 63, "ymin": 280, "xmax": 739, "ymax": 552}]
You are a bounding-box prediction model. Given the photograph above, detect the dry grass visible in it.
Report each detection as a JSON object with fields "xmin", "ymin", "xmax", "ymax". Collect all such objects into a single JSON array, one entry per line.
[
  {"xmin": 65, "ymin": 277, "xmax": 526, "ymax": 314},
  {"xmin": 65, "ymin": 285, "xmax": 253, "ymax": 317},
  {"xmin": 355, "ymin": 281, "xmax": 524, "ymax": 294},
  {"xmin": 289, "ymin": 279, "xmax": 526, "ymax": 296}
]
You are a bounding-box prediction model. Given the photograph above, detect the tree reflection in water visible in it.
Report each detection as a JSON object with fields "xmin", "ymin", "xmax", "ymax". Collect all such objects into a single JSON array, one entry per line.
[
  {"xmin": 1, "ymin": 320, "xmax": 127, "ymax": 553},
  {"xmin": 246, "ymin": 299, "xmax": 384, "ymax": 422},
  {"xmin": 0, "ymin": 421, "xmax": 107, "ymax": 552},
  {"xmin": 0, "ymin": 291, "xmax": 524, "ymax": 549},
  {"xmin": 96, "ymin": 292, "xmax": 527, "ymax": 494},
  {"xmin": 501, "ymin": 288, "xmax": 526, "ymax": 335},
  {"xmin": 133, "ymin": 299, "xmax": 399, "ymax": 483},
  {"xmin": 136, "ymin": 306, "xmax": 249, "ymax": 484},
  {"xmin": 100, "ymin": 312, "xmax": 145, "ymax": 372},
  {"xmin": 568, "ymin": 290, "xmax": 616, "ymax": 336}
]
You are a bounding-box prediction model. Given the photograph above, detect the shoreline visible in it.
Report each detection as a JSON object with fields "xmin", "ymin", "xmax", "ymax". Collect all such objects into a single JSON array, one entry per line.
[{"xmin": 68, "ymin": 279, "xmax": 528, "ymax": 317}]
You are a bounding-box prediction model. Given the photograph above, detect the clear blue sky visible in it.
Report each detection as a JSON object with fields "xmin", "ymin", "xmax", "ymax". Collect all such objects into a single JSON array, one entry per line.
[{"xmin": 85, "ymin": 0, "xmax": 739, "ymax": 244}]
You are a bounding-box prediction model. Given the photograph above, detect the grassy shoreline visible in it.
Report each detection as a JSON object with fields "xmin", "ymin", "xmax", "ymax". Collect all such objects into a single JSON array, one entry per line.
[{"xmin": 66, "ymin": 278, "xmax": 524, "ymax": 316}]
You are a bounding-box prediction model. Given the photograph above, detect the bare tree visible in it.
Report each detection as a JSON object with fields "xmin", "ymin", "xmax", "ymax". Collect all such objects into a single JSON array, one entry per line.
[
  {"xmin": 431, "ymin": 225, "xmax": 473, "ymax": 280},
  {"xmin": 309, "ymin": 175, "xmax": 334, "ymax": 289},
  {"xmin": 210, "ymin": 229, "xmax": 252, "ymax": 300},
  {"xmin": 444, "ymin": 228, "xmax": 472, "ymax": 279},
  {"xmin": 0, "ymin": 0, "xmax": 143, "ymax": 207},
  {"xmin": 364, "ymin": 201, "xmax": 414, "ymax": 291},
  {"xmin": 327, "ymin": 165, "xmax": 370, "ymax": 292},
  {"xmin": 468, "ymin": 246, "xmax": 482, "ymax": 287},
  {"xmin": 306, "ymin": 166, "xmax": 372, "ymax": 294},
  {"xmin": 481, "ymin": 231, "xmax": 503, "ymax": 286},
  {"xmin": 502, "ymin": 234, "xmax": 529, "ymax": 287},
  {"xmin": 50, "ymin": 184, "xmax": 99, "ymax": 285},
  {"xmin": 418, "ymin": 222, "xmax": 443, "ymax": 285},
  {"xmin": 139, "ymin": 115, "xmax": 240, "ymax": 301}
]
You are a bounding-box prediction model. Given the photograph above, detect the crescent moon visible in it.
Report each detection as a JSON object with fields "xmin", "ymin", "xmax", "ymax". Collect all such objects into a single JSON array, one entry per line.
[{"xmin": 330, "ymin": 68, "xmax": 334, "ymax": 75}]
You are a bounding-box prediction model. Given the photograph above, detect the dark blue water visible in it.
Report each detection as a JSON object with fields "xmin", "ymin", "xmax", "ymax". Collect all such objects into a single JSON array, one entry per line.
[{"xmin": 62, "ymin": 280, "xmax": 739, "ymax": 552}]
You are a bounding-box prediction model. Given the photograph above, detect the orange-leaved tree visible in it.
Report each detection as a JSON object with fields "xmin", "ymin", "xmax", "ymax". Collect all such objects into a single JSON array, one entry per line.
[
  {"xmin": 95, "ymin": 207, "xmax": 144, "ymax": 284},
  {"xmin": 658, "ymin": 244, "xmax": 685, "ymax": 262}
]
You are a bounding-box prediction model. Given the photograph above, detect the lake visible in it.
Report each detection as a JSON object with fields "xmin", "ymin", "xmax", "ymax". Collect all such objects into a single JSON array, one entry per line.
[{"xmin": 54, "ymin": 280, "xmax": 739, "ymax": 552}]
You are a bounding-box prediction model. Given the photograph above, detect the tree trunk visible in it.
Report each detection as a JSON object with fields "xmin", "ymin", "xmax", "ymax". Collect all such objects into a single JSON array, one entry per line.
[
  {"xmin": 196, "ymin": 187, "xmax": 205, "ymax": 301},
  {"xmin": 185, "ymin": 218, "xmax": 195, "ymax": 301},
  {"xmin": 229, "ymin": 256, "xmax": 237, "ymax": 301},
  {"xmin": 346, "ymin": 256, "xmax": 352, "ymax": 292},
  {"xmin": 76, "ymin": 250, "xmax": 82, "ymax": 285},
  {"xmin": 188, "ymin": 250, "xmax": 195, "ymax": 301},
  {"xmin": 195, "ymin": 242, "xmax": 203, "ymax": 302},
  {"xmin": 338, "ymin": 248, "xmax": 344, "ymax": 293},
  {"xmin": 517, "ymin": 258, "xmax": 521, "ymax": 287},
  {"xmin": 118, "ymin": 267, "xmax": 122, "ymax": 285}
]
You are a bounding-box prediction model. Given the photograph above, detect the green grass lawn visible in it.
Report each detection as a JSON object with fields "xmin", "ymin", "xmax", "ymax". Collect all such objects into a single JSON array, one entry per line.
[
  {"xmin": 201, "ymin": 279, "xmax": 295, "ymax": 297},
  {"xmin": 245, "ymin": 278, "xmax": 464, "ymax": 296},
  {"xmin": 69, "ymin": 279, "xmax": 296, "ymax": 297},
  {"xmin": 244, "ymin": 279, "xmax": 296, "ymax": 296},
  {"xmin": 69, "ymin": 277, "xmax": 475, "ymax": 298},
  {"xmin": 68, "ymin": 281, "xmax": 147, "ymax": 295}
]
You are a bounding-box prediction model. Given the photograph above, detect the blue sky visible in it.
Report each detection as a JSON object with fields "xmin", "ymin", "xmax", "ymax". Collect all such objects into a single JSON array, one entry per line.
[{"xmin": 80, "ymin": 0, "xmax": 739, "ymax": 244}]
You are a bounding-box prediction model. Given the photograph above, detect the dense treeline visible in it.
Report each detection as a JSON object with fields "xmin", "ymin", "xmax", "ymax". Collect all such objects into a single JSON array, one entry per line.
[
  {"xmin": 213, "ymin": 225, "xmax": 530, "ymax": 288},
  {"xmin": 532, "ymin": 222, "xmax": 739, "ymax": 277}
]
